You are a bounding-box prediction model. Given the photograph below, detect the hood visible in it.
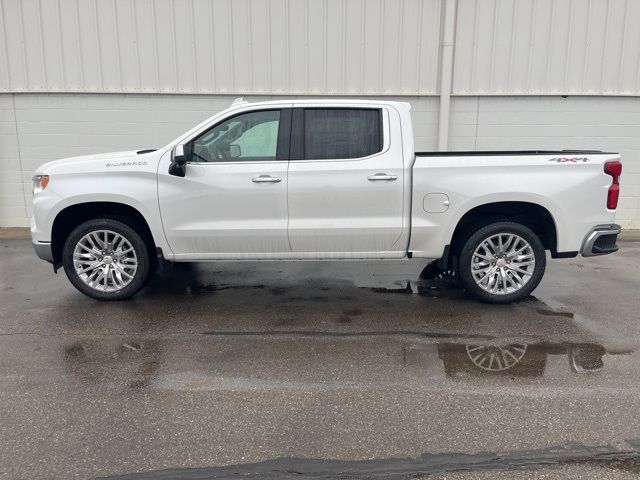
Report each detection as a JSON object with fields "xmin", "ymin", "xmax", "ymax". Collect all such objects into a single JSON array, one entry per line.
[{"xmin": 35, "ymin": 149, "xmax": 158, "ymax": 174}]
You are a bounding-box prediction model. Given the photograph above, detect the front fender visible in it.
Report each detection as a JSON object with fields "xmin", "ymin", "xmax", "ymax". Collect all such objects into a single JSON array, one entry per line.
[{"xmin": 31, "ymin": 172, "xmax": 173, "ymax": 260}]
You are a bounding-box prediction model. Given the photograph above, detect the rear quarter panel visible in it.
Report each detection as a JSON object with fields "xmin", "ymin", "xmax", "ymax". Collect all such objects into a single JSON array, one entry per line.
[{"xmin": 409, "ymin": 153, "xmax": 619, "ymax": 258}]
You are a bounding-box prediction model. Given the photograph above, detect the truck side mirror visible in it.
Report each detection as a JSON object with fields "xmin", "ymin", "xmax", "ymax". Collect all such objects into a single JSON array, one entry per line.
[{"xmin": 169, "ymin": 144, "xmax": 187, "ymax": 177}]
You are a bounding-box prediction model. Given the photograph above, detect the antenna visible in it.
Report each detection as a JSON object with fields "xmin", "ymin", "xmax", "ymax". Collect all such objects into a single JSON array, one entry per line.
[{"xmin": 231, "ymin": 97, "xmax": 247, "ymax": 106}]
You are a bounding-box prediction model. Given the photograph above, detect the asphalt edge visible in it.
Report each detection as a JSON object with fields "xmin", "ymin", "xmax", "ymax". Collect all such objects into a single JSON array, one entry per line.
[{"xmin": 97, "ymin": 439, "xmax": 640, "ymax": 480}]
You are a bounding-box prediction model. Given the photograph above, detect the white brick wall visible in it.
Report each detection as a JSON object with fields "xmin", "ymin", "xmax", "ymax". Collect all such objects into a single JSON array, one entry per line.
[
  {"xmin": 0, "ymin": 93, "xmax": 637, "ymax": 229},
  {"xmin": 0, "ymin": 95, "xmax": 26, "ymax": 226},
  {"xmin": 450, "ymin": 96, "xmax": 640, "ymax": 229}
]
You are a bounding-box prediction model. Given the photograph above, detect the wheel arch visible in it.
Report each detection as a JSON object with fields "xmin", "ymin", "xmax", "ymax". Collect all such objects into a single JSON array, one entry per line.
[
  {"xmin": 442, "ymin": 201, "xmax": 560, "ymax": 268},
  {"xmin": 51, "ymin": 202, "xmax": 158, "ymax": 270}
]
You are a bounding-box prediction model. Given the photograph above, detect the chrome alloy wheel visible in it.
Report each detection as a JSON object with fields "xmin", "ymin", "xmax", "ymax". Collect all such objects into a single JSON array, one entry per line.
[
  {"xmin": 470, "ymin": 233, "xmax": 535, "ymax": 295},
  {"xmin": 465, "ymin": 344, "xmax": 528, "ymax": 371},
  {"xmin": 72, "ymin": 230, "xmax": 138, "ymax": 292}
]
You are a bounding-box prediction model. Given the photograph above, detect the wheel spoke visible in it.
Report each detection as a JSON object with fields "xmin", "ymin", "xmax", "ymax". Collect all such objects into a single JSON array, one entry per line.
[
  {"xmin": 509, "ymin": 271, "xmax": 523, "ymax": 286},
  {"xmin": 77, "ymin": 243, "xmax": 99, "ymax": 255},
  {"xmin": 507, "ymin": 244, "xmax": 529, "ymax": 259},
  {"xmin": 112, "ymin": 234, "xmax": 124, "ymax": 252},
  {"xmin": 514, "ymin": 260, "xmax": 535, "ymax": 266},
  {"xmin": 112, "ymin": 263, "xmax": 134, "ymax": 279},
  {"xmin": 476, "ymin": 267, "xmax": 495, "ymax": 285},
  {"xmin": 487, "ymin": 239, "xmax": 498, "ymax": 254},
  {"xmin": 85, "ymin": 234, "xmax": 98, "ymax": 250},
  {"xmin": 501, "ymin": 348, "xmax": 520, "ymax": 364},
  {"xmin": 112, "ymin": 269, "xmax": 124, "ymax": 287},
  {"xmin": 77, "ymin": 261, "xmax": 101, "ymax": 275},
  {"xmin": 503, "ymin": 234, "xmax": 515, "ymax": 253},
  {"xmin": 466, "ymin": 344, "xmax": 528, "ymax": 371},
  {"xmin": 507, "ymin": 264, "xmax": 533, "ymax": 276},
  {"xmin": 473, "ymin": 252, "xmax": 494, "ymax": 262}
]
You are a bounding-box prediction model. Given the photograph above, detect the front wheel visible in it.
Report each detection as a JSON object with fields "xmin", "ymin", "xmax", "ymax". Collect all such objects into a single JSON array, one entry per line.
[
  {"xmin": 62, "ymin": 219, "xmax": 152, "ymax": 300},
  {"xmin": 457, "ymin": 222, "xmax": 546, "ymax": 304}
]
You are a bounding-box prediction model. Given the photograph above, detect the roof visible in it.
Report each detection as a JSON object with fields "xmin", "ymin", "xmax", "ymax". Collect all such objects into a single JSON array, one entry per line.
[{"xmin": 229, "ymin": 97, "xmax": 412, "ymax": 110}]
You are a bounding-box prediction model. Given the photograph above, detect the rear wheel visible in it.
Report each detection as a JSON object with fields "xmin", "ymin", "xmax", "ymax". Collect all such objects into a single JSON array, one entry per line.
[
  {"xmin": 62, "ymin": 218, "xmax": 152, "ymax": 300},
  {"xmin": 457, "ymin": 222, "xmax": 546, "ymax": 303}
]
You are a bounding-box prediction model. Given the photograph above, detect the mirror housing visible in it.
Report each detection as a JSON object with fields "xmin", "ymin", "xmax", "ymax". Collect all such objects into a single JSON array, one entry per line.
[{"xmin": 169, "ymin": 144, "xmax": 187, "ymax": 177}]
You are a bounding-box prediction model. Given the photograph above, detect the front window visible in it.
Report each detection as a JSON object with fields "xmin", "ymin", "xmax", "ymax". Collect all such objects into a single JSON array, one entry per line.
[{"xmin": 190, "ymin": 110, "xmax": 281, "ymax": 162}]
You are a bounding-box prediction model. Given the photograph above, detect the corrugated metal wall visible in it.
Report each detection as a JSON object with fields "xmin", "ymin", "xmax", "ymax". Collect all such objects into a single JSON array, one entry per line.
[
  {"xmin": 2, "ymin": 0, "xmax": 640, "ymax": 96},
  {"xmin": 453, "ymin": 0, "xmax": 640, "ymax": 95},
  {"xmin": 0, "ymin": 0, "xmax": 442, "ymax": 95}
]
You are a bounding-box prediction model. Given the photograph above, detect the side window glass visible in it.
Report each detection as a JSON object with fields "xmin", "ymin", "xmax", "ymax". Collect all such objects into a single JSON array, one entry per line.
[
  {"xmin": 190, "ymin": 110, "xmax": 281, "ymax": 162},
  {"xmin": 303, "ymin": 109, "xmax": 382, "ymax": 160}
]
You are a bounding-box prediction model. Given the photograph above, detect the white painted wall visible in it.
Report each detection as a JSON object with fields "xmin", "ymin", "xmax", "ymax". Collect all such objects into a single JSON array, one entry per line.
[
  {"xmin": 0, "ymin": 95, "xmax": 24, "ymax": 226},
  {"xmin": 2, "ymin": 0, "xmax": 638, "ymax": 229},
  {"xmin": 0, "ymin": 93, "xmax": 637, "ymax": 228},
  {"xmin": 449, "ymin": 96, "xmax": 640, "ymax": 228}
]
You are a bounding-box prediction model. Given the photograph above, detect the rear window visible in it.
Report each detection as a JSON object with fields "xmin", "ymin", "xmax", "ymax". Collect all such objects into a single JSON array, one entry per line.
[{"xmin": 303, "ymin": 108, "xmax": 382, "ymax": 160}]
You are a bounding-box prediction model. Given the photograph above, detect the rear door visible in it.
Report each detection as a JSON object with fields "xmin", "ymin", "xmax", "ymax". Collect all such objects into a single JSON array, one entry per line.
[{"xmin": 287, "ymin": 106, "xmax": 404, "ymax": 256}]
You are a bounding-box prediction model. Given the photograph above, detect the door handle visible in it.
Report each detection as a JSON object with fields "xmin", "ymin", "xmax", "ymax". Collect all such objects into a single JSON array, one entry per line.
[
  {"xmin": 367, "ymin": 173, "xmax": 398, "ymax": 181},
  {"xmin": 252, "ymin": 175, "xmax": 282, "ymax": 183}
]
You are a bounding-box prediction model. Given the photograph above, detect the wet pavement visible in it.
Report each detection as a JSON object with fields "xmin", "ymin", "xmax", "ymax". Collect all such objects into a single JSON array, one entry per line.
[{"xmin": 1, "ymin": 238, "xmax": 640, "ymax": 479}]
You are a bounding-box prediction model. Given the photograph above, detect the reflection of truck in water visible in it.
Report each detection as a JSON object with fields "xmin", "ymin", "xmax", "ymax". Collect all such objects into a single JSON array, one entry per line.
[
  {"xmin": 62, "ymin": 338, "xmax": 628, "ymax": 389},
  {"xmin": 437, "ymin": 343, "xmax": 611, "ymax": 378}
]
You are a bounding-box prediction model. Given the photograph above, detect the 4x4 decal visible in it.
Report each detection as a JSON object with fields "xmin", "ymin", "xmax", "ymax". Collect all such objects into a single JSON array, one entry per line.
[{"xmin": 548, "ymin": 157, "xmax": 589, "ymax": 163}]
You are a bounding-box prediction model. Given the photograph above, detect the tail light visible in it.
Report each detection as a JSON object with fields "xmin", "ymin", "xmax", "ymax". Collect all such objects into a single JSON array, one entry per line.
[{"xmin": 604, "ymin": 161, "xmax": 622, "ymax": 210}]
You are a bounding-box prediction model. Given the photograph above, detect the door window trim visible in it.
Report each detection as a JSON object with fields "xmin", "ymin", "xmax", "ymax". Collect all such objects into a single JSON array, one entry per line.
[
  {"xmin": 185, "ymin": 108, "xmax": 292, "ymax": 164},
  {"xmin": 289, "ymin": 107, "xmax": 389, "ymax": 162}
]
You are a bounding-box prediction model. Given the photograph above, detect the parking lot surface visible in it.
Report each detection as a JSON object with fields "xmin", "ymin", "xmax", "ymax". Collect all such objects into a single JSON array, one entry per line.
[{"xmin": 1, "ymin": 238, "xmax": 640, "ymax": 479}]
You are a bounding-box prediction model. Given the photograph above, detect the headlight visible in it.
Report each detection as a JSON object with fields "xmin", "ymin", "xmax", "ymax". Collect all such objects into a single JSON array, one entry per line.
[{"xmin": 32, "ymin": 175, "xmax": 49, "ymax": 193}]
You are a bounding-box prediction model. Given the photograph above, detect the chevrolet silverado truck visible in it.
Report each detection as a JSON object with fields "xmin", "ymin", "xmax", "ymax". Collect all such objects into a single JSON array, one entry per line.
[{"xmin": 31, "ymin": 99, "xmax": 622, "ymax": 303}]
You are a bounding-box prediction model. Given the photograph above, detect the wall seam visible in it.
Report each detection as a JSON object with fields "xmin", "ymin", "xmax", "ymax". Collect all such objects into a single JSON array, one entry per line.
[
  {"xmin": 474, "ymin": 96, "xmax": 480, "ymax": 150},
  {"xmin": 11, "ymin": 93, "xmax": 29, "ymax": 220}
]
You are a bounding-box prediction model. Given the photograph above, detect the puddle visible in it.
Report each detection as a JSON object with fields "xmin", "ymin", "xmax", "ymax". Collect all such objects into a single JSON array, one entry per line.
[
  {"xmin": 60, "ymin": 335, "xmax": 636, "ymax": 390},
  {"xmin": 56, "ymin": 261, "xmax": 638, "ymax": 391},
  {"xmin": 435, "ymin": 342, "xmax": 612, "ymax": 378},
  {"xmin": 63, "ymin": 339, "xmax": 162, "ymax": 389}
]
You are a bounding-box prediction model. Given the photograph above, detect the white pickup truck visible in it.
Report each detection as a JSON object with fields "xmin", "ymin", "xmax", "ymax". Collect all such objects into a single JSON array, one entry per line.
[{"xmin": 31, "ymin": 99, "xmax": 622, "ymax": 303}]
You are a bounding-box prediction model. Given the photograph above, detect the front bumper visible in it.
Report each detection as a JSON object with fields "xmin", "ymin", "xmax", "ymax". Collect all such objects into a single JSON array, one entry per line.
[
  {"xmin": 580, "ymin": 224, "xmax": 621, "ymax": 257},
  {"xmin": 33, "ymin": 241, "xmax": 54, "ymax": 264}
]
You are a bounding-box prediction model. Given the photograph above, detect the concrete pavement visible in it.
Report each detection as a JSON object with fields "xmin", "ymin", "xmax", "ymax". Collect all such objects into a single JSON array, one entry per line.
[{"xmin": 1, "ymin": 238, "xmax": 639, "ymax": 479}]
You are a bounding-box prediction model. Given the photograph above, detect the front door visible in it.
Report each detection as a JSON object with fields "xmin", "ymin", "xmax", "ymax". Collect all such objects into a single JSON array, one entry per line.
[
  {"xmin": 158, "ymin": 108, "xmax": 292, "ymax": 258},
  {"xmin": 287, "ymin": 107, "xmax": 404, "ymax": 255}
]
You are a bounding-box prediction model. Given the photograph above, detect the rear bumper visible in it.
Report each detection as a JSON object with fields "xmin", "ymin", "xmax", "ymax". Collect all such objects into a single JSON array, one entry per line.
[
  {"xmin": 580, "ymin": 224, "xmax": 621, "ymax": 257},
  {"xmin": 33, "ymin": 241, "xmax": 54, "ymax": 264}
]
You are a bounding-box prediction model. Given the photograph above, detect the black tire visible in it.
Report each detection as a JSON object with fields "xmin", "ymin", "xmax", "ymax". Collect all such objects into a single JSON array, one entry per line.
[
  {"xmin": 62, "ymin": 218, "xmax": 152, "ymax": 301},
  {"xmin": 457, "ymin": 222, "xmax": 546, "ymax": 304}
]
